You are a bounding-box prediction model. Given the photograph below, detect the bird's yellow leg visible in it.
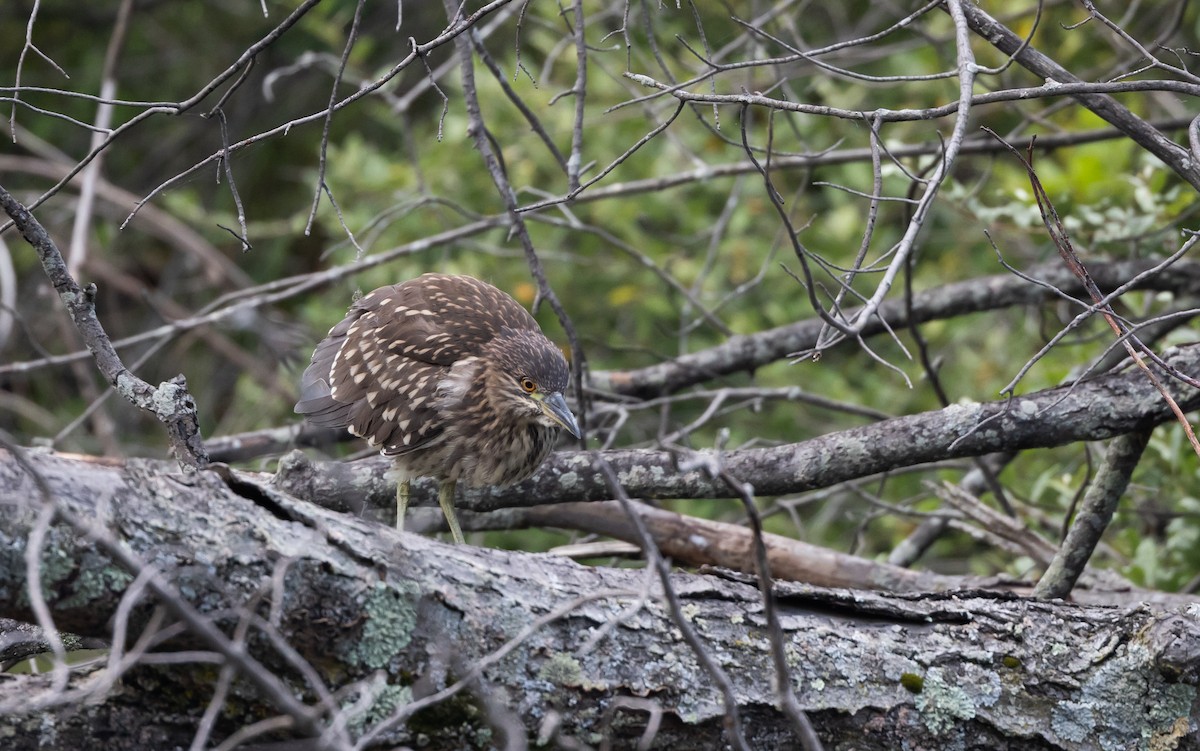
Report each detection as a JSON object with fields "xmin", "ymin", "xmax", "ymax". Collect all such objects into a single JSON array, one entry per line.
[
  {"xmin": 438, "ymin": 479, "xmax": 466, "ymax": 544},
  {"xmin": 396, "ymin": 479, "xmax": 410, "ymax": 531}
]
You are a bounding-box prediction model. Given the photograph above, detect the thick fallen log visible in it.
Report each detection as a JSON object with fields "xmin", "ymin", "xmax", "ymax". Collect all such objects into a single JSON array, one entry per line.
[{"xmin": 0, "ymin": 449, "xmax": 1197, "ymax": 750}]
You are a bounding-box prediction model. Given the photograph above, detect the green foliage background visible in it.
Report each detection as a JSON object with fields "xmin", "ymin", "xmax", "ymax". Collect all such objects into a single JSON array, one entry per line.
[{"xmin": 2, "ymin": 1, "xmax": 1198, "ymax": 587}]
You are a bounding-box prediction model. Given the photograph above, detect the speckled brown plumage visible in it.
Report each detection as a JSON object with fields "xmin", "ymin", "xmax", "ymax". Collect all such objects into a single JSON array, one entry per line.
[{"xmin": 295, "ymin": 273, "xmax": 579, "ymax": 543}]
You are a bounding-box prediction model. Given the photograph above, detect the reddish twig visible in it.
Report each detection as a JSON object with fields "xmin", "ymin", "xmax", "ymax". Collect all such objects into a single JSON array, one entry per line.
[{"xmin": 983, "ymin": 127, "xmax": 1200, "ymax": 460}]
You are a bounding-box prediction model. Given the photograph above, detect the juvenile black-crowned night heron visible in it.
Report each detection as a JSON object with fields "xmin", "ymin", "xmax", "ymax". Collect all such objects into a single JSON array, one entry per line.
[{"xmin": 295, "ymin": 273, "xmax": 580, "ymax": 543}]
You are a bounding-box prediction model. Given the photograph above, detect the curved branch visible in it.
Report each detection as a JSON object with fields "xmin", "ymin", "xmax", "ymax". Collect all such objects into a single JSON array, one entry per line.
[
  {"xmin": 954, "ymin": 2, "xmax": 1200, "ymax": 191},
  {"xmin": 0, "ymin": 184, "xmax": 207, "ymax": 470},
  {"xmin": 590, "ymin": 258, "xmax": 1200, "ymax": 399},
  {"xmin": 277, "ymin": 338, "xmax": 1200, "ymax": 511}
]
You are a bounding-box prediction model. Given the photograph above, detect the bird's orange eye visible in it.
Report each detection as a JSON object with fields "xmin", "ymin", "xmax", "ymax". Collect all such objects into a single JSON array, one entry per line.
[{"xmin": 520, "ymin": 377, "xmax": 537, "ymax": 393}]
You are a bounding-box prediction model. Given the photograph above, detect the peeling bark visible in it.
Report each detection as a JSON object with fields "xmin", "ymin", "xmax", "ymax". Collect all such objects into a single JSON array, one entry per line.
[{"xmin": 1, "ymin": 450, "xmax": 1198, "ymax": 750}]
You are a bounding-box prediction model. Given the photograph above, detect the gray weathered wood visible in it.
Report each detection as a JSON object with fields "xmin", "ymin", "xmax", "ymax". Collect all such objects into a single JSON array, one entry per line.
[{"xmin": 1, "ymin": 449, "xmax": 1197, "ymax": 750}]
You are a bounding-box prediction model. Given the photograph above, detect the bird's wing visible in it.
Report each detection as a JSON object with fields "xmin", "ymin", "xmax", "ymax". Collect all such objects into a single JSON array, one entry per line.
[
  {"xmin": 294, "ymin": 274, "xmax": 540, "ymax": 452},
  {"xmin": 374, "ymin": 274, "xmax": 542, "ymax": 364},
  {"xmin": 293, "ymin": 305, "xmax": 364, "ymax": 428}
]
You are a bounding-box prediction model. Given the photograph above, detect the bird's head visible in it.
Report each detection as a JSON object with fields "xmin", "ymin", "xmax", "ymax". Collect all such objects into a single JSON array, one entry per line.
[{"xmin": 483, "ymin": 329, "xmax": 580, "ymax": 438}]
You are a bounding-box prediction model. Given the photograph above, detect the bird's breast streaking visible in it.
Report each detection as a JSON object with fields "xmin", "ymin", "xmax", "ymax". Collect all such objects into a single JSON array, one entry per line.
[{"xmin": 295, "ymin": 273, "xmax": 579, "ymax": 543}]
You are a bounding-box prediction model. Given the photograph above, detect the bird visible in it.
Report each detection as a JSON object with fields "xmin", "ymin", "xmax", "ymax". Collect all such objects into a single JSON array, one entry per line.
[{"xmin": 294, "ymin": 273, "xmax": 580, "ymax": 544}]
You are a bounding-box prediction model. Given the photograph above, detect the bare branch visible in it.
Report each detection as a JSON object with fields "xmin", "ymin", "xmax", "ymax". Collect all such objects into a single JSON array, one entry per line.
[
  {"xmin": 1034, "ymin": 429, "xmax": 1153, "ymax": 600},
  {"xmin": 0, "ymin": 185, "xmax": 207, "ymax": 470}
]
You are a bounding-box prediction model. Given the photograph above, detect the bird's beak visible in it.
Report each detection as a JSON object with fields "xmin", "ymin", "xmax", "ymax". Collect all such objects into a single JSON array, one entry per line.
[{"xmin": 541, "ymin": 392, "xmax": 581, "ymax": 438}]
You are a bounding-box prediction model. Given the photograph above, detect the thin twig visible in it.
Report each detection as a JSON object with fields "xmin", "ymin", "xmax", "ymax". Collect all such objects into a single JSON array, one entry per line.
[
  {"xmin": 591, "ymin": 453, "xmax": 752, "ymax": 751},
  {"xmin": 715, "ymin": 467, "xmax": 823, "ymax": 750},
  {"xmin": 442, "ymin": 0, "xmax": 588, "ymax": 443},
  {"xmin": 0, "ymin": 184, "xmax": 208, "ymax": 470},
  {"xmin": 983, "ymin": 128, "xmax": 1200, "ymax": 459}
]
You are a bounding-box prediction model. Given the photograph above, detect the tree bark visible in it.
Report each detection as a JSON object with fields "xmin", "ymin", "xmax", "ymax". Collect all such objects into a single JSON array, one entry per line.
[
  {"xmin": 275, "ymin": 340, "xmax": 1200, "ymax": 517},
  {"xmin": 1, "ymin": 449, "xmax": 1198, "ymax": 750}
]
